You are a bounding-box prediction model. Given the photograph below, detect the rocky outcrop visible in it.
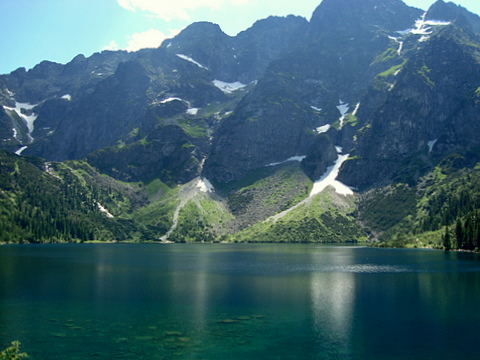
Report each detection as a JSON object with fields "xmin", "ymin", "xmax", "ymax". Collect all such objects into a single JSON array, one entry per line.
[
  {"xmin": 22, "ymin": 47, "xmax": 228, "ymax": 161},
  {"xmin": 232, "ymin": 15, "xmax": 309, "ymax": 83},
  {"xmin": 86, "ymin": 125, "xmax": 203, "ymax": 184},
  {"xmin": 204, "ymin": 71, "xmax": 319, "ymax": 182},
  {"xmin": 301, "ymin": 135, "xmax": 338, "ymax": 181},
  {"xmin": 25, "ymin": 59, "xmax": 152, "ymax": 160},
  {"xmin": 426, "ymin": 0, "xmax": 480, "ymax": 35},
  {"xmin": 339, "ymin": 25, "xmax": 480, "ymax": 189},
  {"xmin": 1, "ymin": 51, "xmax": 135, "ymax": 103},
  {"xmin": 162, "ymin": 16, "xmax": 308, "ymax": 83}
]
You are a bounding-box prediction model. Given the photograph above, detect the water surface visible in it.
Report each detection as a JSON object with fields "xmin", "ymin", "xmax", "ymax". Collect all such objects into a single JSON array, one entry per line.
[{"xmin": 1, "ymin": 244, "xmax": 480, "ymax": 359}]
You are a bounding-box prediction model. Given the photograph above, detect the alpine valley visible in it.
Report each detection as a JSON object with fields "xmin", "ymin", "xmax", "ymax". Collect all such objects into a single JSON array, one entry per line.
[{"xmin": 2, "ymin": 0, "xmax": 480, "ymax": 250}]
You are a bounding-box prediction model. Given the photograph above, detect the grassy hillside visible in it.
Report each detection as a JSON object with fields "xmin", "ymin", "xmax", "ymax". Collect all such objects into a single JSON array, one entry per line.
[
  {"xmin": 231, "ymin": 188, "xmax": 366, "ymax": 243},
  {"xmin": 214, "ymin": 162, "xmax": 312, "ymax": 232},
  {"xmin": 168, "ymin": 195, "xmax": 233, "ymax": 243}
]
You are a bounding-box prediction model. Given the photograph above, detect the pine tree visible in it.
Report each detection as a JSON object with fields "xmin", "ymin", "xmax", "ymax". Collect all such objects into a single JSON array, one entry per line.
[
  {"xmin": 456, "ymin": 219, "xmax": 463, "ymax": 249},
  {"xmin": 443, "ymin": 225, "xmax": 451, "ymax": 251}
]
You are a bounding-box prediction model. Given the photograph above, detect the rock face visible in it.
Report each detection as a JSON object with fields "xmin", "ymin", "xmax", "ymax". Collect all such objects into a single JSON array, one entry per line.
[
  {"xmin": 1, "ymin": 0, "xmax": 480, "ymax": 194},
  {"xmin": 0, "ymin": 16, "xmax": 307, "ymax": 171},
  {"xmin": 86, "ymin": 125, "xmax": 203, "ymax": 184},
  {"xmin": 204, "ymin": 71, "xmax": 320, "ymax": 182},
  {"xmin": 162, "ymin": 16, "xmax": 308, "ymax": 83},
  {"xmin": 301, "ymin": 135, "xmax": 338, "ymax": 181},
  {"xmin": 203, "ymin": 0, "xmax": 422, "ymax": 182},
  {"xmin": 340, "ymin": 22, "xmax": 480, "ymax": 188},
  {"xmin": 1, "ymin": 52, "xmax": 135, "ymax": 103},
  {"xmin": 426, "ymin": 0, "xmax": 480, "ymax": 34}
]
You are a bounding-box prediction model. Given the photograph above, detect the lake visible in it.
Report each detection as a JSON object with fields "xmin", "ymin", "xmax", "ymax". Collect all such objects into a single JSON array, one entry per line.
[{"xmin": 1, "ymin": 244, "xmax": 480, "ymax": 359}]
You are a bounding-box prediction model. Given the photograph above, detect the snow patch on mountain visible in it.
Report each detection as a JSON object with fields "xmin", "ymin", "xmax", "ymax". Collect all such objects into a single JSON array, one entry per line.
[
  {"xmin": 311, "ymin": 106, "xmax": 322, "ymax": 112},
  {"xmin": 161, "ymin": 97, "xmax": 184, "ymax": 104},
  {"xmin": 158, "ymin": 97, "xmax": 199, "ymax": 115},
  {"xmin": 212, "ymin": 80, "xmax": 247, "ymax": 94},
  {"xmin": 96, "ymin": 202, "xmax": 114, "ymax": 218},
  {"xmin": 61, "ymin": 94, "xmax": 72, "ymax": 101},
  {"xmin": 388, "ymin": 36, "xmax": 404, "ymax": 55},
  {"xmin": 337, "ymin": 100, "xmax": 349, "ymax": 129},
  {"xmin": 310, "ymin": 147, "xmax": 353, "ymax": 197},
  {"xmin": 12, "ymin": 128, "xmax": 19, "ymax": 141},
  {"xmin": 352, "ymin": 102, "xmax": 361, "ymax": 116},
  {"xmin": 316, "ymin": 124, "xmax": 331, "ymax": 134},
  {"xmin": 3, "ymin": 101, "xmax": 39, "ymax": 144},
  {"xmin": 176, "ymin": 54, "xmax": 208, "ymax": 70},
  {"xmin": 15, "ymin": 146, "xmax": 28, "ymax": 155},
  {"xmin": 428, "ymin": 139, "xmax": 438, "ymax": 153},
  {"xmin": 399, "ymin": 13, "xmax": 451, "ymax": 38},
  {"xmin": 197, "ymin": 178, "xmax": 215, "ymax": 193},
  {"xmin": 4, "ymin": 102, "xmax": 38, "ymax": 133},
  {"xmin": 187, "ymin": 108, "xmax": 200, "ymax": 115},
  {"xmin": 395, "ymin": 14, "xmax": 450, "ymax": 46},
  {"xmin": 266, "ymin": 155, "xmax": 306, "ymax": 167}
]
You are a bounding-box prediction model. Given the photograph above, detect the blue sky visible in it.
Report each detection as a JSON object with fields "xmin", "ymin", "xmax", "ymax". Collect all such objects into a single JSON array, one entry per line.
[{"xmin": 1, "ymin": 0, "xmax": 479, "ymax": 74}]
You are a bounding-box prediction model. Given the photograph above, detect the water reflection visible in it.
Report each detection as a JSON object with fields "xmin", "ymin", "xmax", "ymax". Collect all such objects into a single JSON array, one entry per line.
[
  {"xmin": 309, "ymin": 248, "xmax": 355, "ymax": 356},
  {"xmin": 172, "ymin": 247, "xmax": 212, "ymax": 330}
]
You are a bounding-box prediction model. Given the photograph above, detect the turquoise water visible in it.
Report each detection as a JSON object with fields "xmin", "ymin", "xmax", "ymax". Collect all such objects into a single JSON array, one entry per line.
[{"xmin": 1, "ymin": 244, "xmax": 480, "ymax": 359}]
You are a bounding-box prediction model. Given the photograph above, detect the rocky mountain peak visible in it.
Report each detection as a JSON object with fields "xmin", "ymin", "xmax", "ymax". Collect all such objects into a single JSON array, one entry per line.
[
  {"xmin": 426, "ymin": 0, "xmax": 480, "ymax": 34},
  {"xmin": 310, "ymin": 0, "xmax": 421, "ymax": 34},
  {"xmin": 242, "ymin": 14, "xmax": 307, "ymax": 33},
  {"xmin": 165, "ymin": 21, "xmax": 228, "ymax": 46},
  {"xmin": 427, "ymin": 0, "xmax": 465, "ymax": 20}
]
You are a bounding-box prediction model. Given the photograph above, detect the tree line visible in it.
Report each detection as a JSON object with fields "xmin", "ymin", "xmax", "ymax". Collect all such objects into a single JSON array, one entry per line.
[{"xmin": 0, "ymin": 151, "xmax": 149, "ymax": 243}]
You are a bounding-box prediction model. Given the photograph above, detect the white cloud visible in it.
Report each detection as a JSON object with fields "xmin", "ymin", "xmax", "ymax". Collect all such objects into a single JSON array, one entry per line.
[
  {"xmin": 124, "ymin": 28, "xmax": 181, "ymax": 52},
  {"xmin": 103, "ymin": 28, "xmax": 181, "ymax": 54},
  {"xmin": 117, "ymin": 0, "xmax": 249, "ymax": 21},
  {"xmin": 103, "ymin": 40, "xmax": 120, "ymax": 51},
  {"xmin": 230, "ymin": 0, "xmax": 251, "ymax": 5}
]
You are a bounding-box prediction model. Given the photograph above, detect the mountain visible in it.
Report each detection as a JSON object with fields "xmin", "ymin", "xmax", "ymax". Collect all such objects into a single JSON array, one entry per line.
[
  {"xmin": 2, "ymin": 0, "xmax": 480, "ymax": 249},
  {"xmin": 204, "ymin": 0, "xmax": 423, "ymax": 182}
]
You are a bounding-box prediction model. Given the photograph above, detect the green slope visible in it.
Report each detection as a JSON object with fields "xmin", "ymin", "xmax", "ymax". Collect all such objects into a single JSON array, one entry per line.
[{"xmin": 231, "ymin": 188, "xmax": 366, "ymax": 243}]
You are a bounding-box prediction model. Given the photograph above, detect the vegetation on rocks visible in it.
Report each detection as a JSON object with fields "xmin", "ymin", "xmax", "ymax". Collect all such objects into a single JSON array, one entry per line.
[
  {"xmin": 0, "ymin": 150, "xmax": 170, "ymax": 243},
  {"xmin": 0, "ymin": 341, "xmax": 27, "ymax": 360},
  {"xmin": 364, "ymin": 160, "xmax": 480, "ymax": 251}
]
